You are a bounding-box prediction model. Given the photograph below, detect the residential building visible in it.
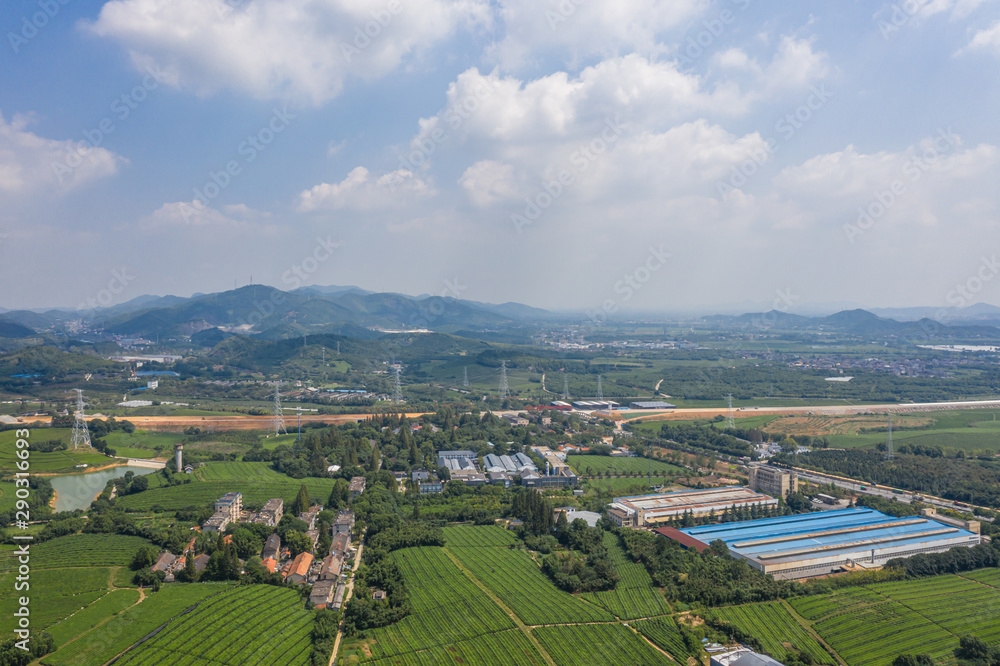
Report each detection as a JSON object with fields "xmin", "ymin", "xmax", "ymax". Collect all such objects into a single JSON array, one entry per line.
[
  {"xmin": 333, "ymin": 510, "xmax": 354, "ymax": 536},
  {"xmin": 349, "ymin": 476, "xmax": 366, "ymax": 499},
  {"xmin": 152, "ymin": 552, "xmax": 176, "ymax": 573},
  {"xmin": 259, "ymin": 498, "xmax": 283, "ymax": 526},
  {"xmin": 193, "ymin": 553, "xmax": 210, "ymax": 574},
  {"xmin": 309, "ymin": 580, "xmax": 337, "ymax": 609},
  {"xmin": 285, "ymin": 552, "xmax": 314, "ymax": 585},
  {"xmin": 330, "ymin": 534, "xmax": 351, "ymax": 558},
  {"xmin": 320, "ymin": 553, "xmax": 343, "ymax": 580},
  {"xmin": 419, "ymin": 481, "xmax": 444, "ymax": 494},
  {"xmin": 332, "ymin": 583, "xmax": 347, "ymax": 610},
  {"xmin": 215, "ymin": 492, "xmax": 243, "ymax": 521},
  {"xmin": 411, "ymin": 469, "xmax": 431, "ymax": 482},
  {"xmin": 202, "ymin": 512, "xmax": 230, "ymax": 532},
  {"xmin": 262, "ymin": 557, "xmax": 279, "ymax": 573},
  {"xmin": 299, "ymin": 505, "xmax": 322, "ymax": 531},
  {"xmin": 262, "ymin": 534, "xmax": 281, "ymax": 560}
]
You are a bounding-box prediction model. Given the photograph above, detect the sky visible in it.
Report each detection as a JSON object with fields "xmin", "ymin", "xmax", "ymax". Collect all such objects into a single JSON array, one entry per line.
[{"xmin": 2, "ymin": 0, "xmax": 1000, "ymax": 315}]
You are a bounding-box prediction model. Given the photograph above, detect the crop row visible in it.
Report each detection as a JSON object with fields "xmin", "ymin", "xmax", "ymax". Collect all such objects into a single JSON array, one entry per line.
[
  {"xmin": 363, "ymin": 547, "xmax": 515, "ymax": 660},
  {"xmin": 367, "ymin": 629, "xmax": 545, "ymax": 666},
  {"xmin": 47, "ymin": 589, "xmax": 141, "ymax": 646},
  {"xmin": 115, "ymin": 585, "xmax": 312, "ymax": 666},
  {"xmin": 42, "ymin": 584, "xmax": 232, "ymax": 666},
  {"xmin": 789, "ymin": 587, "xmax": 883, "ymax": 622},
  {"xmin": 533, "ymin": 623, "xmax": 665, "ymax": 666},
  {"xmin": 581, "ymin": 533, "xmax": 671, "ymax": 620},
  {"xmin": 115, "ymin": 479, "xmax": 338, "ymax": 511},
  {"xmin": 632, "ymin": 618, "xmax": 691, "ymax": 662},
  {"xmin": 710, "ymin": 602, "xmax": 831, "ymax": 664},
  {"xmin": 3, "ymin": 533, "xmax": 154, "ymax": 569},
  {"xmin": 447, "ymin": 544, "xmax": 612, "ymax": 625},
  {"xmin": 442, "ymin": 525, "xmax": 518, "ymax": 548},
  {"xmin": 965, "ymin": 568, "xmax": 1000, "ymax": 588}
]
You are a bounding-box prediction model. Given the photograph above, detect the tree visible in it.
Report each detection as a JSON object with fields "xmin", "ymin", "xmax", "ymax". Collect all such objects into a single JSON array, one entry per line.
[
  {"xmin": 176, "ymin": 552, "xmax": 198, "ymax": 582},
  {"xmin": 891, "ymin": 655, "xmax": 933, "ymax": 666},
  {"xmin": 292, "ymin": 484, "xmax": 311, "ymax": 517},
  {"xmin": 286, "ymin": 530, "xmax": 314, "ymax": 557}
]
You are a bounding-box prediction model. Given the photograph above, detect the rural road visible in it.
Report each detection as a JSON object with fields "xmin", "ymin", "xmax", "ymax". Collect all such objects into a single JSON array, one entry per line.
[{"xmin": 329, "ymin": 539, "xmax": 364, "ymax": 666}]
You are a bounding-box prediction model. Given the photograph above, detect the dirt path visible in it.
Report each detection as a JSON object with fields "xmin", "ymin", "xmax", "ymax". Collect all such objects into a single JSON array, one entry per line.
[
  {"xmin": 778, "ymin": 599, "xmax": 846, "ymax": 666},
  {"xmin": 329, "ymin": 538, "xmax": 365, "ymax": 666},
  {"xmin": 441, "ymin": 547, "xmax": 557, "ymax": 666}
]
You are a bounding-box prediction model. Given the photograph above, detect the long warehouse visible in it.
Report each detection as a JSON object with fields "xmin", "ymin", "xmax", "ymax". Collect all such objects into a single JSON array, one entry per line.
[
  {"xmin": 659, "ymin": 507, "xmax": 981, "ymax": 580},
  {"xmin": 609, "ymin": 487, "xmax": 778, "ymax": 527}
]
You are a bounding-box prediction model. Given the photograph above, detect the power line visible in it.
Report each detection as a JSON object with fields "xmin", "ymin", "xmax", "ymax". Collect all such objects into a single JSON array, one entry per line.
[
  {"xmin": 562, "ymin": 373, "xmax": 569, "ymax": 401},
  {"xmin": 270, "ymin": 384, "xmax": 287, "ymax": 436},
  {"xmin": 393, "ymin": 366, "xmax": 403, "ymax": 404},
  {"xmin": 499, "ymin": 361, "xmax": 510, "ymax": 399},
  {"xmin": 70, "ymin": 389, "xmax": 91, "ymax": 449},
  {"xmin": 725, "ymin": 394, "xmax": 735, "ymax": 430},
  {"xmin": 596, "ymin": 375, "xmax": 603, "ymax": 401},
  {"xmin": 885, "ymin": 413, "xmax": 894, "ymax": 460},
  {"xmin": 463, "ymin": 366, "xmax": 469, "ymax": 387}
]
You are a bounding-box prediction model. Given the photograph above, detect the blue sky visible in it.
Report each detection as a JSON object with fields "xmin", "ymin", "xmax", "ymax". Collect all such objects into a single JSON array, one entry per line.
[{"xmin": 2, "ymin": 0, "xmax": 1000, "ymax": 314}]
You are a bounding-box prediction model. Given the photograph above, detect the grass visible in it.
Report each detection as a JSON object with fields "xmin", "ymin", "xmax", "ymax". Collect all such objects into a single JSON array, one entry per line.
[
  {"xmin": 364, "ymin": 630, "xmax": 545, "ymax": 666},
  {"xmin": 566, "ymin": 455, "xmax": 685, "ymax": 477},
  {"xmin": 444, "ymin": 526, "xmax": 613, "ymax": 625},
  {"xmin": 113, "ymin": 585, "xmax": 314, "ymax": 666},
  {"xmin": 41, "ymin": 584, "xmax": 233, "ymax": 666},
  {"xmin": 0, "ymin": 567, "xmax": 111, "ymax": 634},
  {"xmin": 358, "ymin": 547, "xmax": 518, "ymax": 661},
  {"xmin": 115, "ymin": 478, "xmax": 337, "ymax": 511},
  {"xmin": 710, "ymin": 601, "xmax": 832, "ymax": 663},
  {"xmin": 0, "ymin": 428, "xmax": 115, "ymax": 473},
  {"xmin": 1, "ymin": 533, "xmax": 156, "ymax": 569},
  {"xmin": 46, "ymin": 588, "xmax": 141, "ymax": 646},
  {"xmin": 581, "ymin": 532, "xmax": 671, "ymax": 620},
  {"xmin": 532, "ymin": 623, "xmax": 666, "ymax": 666}
]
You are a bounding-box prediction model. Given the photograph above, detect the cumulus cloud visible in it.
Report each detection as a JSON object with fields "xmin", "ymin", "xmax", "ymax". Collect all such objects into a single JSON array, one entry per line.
[
  {"xmin": 488, "ymin": 0, "xmax": 705, "ymax": 69},
  {"xmin": 85, "ymin": 0, "xmax": 491, "ymax": 105},
  {"xmin": 140, "ymin": 200, "xmax": 273, "ymax": 231},
  {"xmin": 459, "ymin": 160, "xmax": 521, "ymax": 206},
  {"xmin": 297, "ymin": 166, "xmax": 433, "ymax": 211},
  {"xmin": 0, "ymin": 113, "xmax": 122, "ymax": 194}
]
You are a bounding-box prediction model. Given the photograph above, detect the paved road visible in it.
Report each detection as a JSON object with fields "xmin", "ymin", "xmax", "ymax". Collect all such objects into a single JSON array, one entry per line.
[{"xmin": 625, "ymin": 398, "xmax": 1000, "ymax": 422}]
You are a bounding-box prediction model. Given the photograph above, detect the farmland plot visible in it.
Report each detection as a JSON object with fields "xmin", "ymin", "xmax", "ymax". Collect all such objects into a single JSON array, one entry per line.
[
  {"xmin": 533, "ymin": 624, "xmax": 666, "ymax": 666},
  {"xmin": 581, "ymin": 532, "xmax": 671, "ymax": 620},
  {"xmin": 710, "ymin": 602, "xmax": 832, "ymax": 664}
]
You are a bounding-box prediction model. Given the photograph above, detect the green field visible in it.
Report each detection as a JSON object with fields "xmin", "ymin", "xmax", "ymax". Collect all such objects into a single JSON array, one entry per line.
[
  {"xmin": 581, "ymin": 532, "xmax": 671, "ymax": 620},
  {"xmin": 359, "ymin": 547, "xmax": 520, "ymax": 661},
  {"xmin": 632, "ymin": 617, "xmax": 693, "ymax": 662},
  {"xmin": 42, "ymin": 584, "xmax": 233, "ymax": 666},
  {"xmin": 532, "ymin": 623, "xmax": 666, "ymax": 666},
  {"xmin": 710, "ymin": 601, "xmax": 832, "ymax": 663},
  {"xmin": 114, "ymin": 585, "xmax": 314, "ymax": 666},
  {"xmin": 0, "ymin": 479, "xmax": 17, "ymax": 511},
  {"xmin": 101, "ymin": 430, "xmax": 185, "ymax": 459},
  {"xmin": 0, "ymin": 428, "xmax": 114, "ymax": 473},
  {"xmin": 115, "ymin": 478, "xmax": 338, "ymax": 511},
  {"xmin": 566, "ymin": 455, "xmax": 686, "ymax": 477},
  {"xmin": 582, "ymin": 476, "xmax": 669, "ymax": 495},
  {"xmin": 442, "ymin": 523, "xmax": 519, "ymax": 548},
  {"xmin": 0, "ymin": 567, "xmax": 112, "ymax": 634},
  {"xmin": 2, "ymin": 533, "xmax": 156, "ymax": 569},
  {"xmin": 789, "ymin": 572, "xmax": 1000, "ymax": 666},
  {"xmin": 46, "ymin": 588, "xmax": 141, "ymax": 645},
  {"xmin": 365, "ymin": 630, "xmax": 545, "ymax": 666},
  {"xmin": 443, "ymin": 526, "xmax": 613, "ymax": 625}
]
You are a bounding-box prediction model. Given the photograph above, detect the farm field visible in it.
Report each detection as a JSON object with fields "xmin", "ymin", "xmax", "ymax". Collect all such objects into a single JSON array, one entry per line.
[
  {"xmin": 0, "ymin": 567, "xmax": 112, "ymax": 634},
  {"xmin": 42, "ymin": 584, "xmax": 233, "ymax": 666},
  {"xmin": 709, "ymin": 601, "xmax": 832, "ymax": 664},
  {"xmin": 115, "ymin": 478, "xmax": 338, "ymax": 511},
  {"xmin": 0, "ymin": 428, "xmax": 114, "ymax": 473},
  {"xmin": 445, "ymin": 528, "xmax": 613, "ymax": 625},
  {"xmin": 581, "ymin": 532, "xmax": 671, "ymax": 620},
  {"xmin": 357, "ymin": 547, "xmax": 517, "ymax": 661},
  {"xmin": 582, "ymin": 476, "xmax": 668, "ymax": 495},
  {"xmin": 1, "ymin": 533, "xmax": 156, "ymax": 569},
  {"xmin": 789, "ymin": 571, "xmax": 1000, "ymax": 666},
  {"xmin": 0, "ymin": 479, "xmax": 16, "ymax": 511},
  {"xmin": 532, "ymin": 623, "xmax": 666, "ymax": 666},
  {"xmin": 194, "ymin": 460, "xmax": 294, "ymax": 482},
  {"xmin": 566, "ymin": 455, "xmax": 686, "ymax": 477},
  {"xmin": 101, "ymin": 430, "xmax": 185, "ymax": 458},
  {"xmin": 46, "ymin": 588, "xmax": 141, "ymax": 645},
  {"xmin": 442, "ymin": 524, "xmax": 519, "ymax": 548},
  {"xmin": 632, "ymin": 617, "xmax": 693, "ymax": 662},
  {"xmin": 114, "ymin": 585, "xmax": 314, "ymax": 666},
  {"xmin": 365, "ymin": 630, "xmax": 545, "ymax": 666}
]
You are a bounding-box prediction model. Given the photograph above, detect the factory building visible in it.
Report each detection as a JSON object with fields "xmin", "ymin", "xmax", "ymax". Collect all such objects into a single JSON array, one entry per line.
[
  {"xmin": 662, "ymin": 507, "xmax": 981, "ymax": 580},
  {"xmin": 629, "ymin": 401, "xmax": 676, "ymax": 410},
  {"xmin": 610, "ymin": 487, "xmax": 778, "ymax": 528},
  {"xmin": 747, "ymin": 464, "xmax": 798, "ymax": 498}
]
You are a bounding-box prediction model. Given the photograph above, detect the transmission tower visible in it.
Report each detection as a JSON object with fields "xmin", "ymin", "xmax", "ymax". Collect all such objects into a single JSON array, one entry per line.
[
  {"xmin": 498, "ymin": 361, "xmax": 510, "ymax": 399},
  {"xmin": 562, "ymin": 373, "xmax": 569, "ymax": 400},
  {"xmin": 596, "ymin": 375, "xmax": 603, "ymax": 401},
  {"xmin": 393, "ymin": 366, "xmax": 403, "ymax": 404},
  {"xmin": 463, "ymin": 366, "xmax": 469, "ymax": 387},
  {"xmin": 725, "ymin": 394, "xmax": 735, "ymax": 430},
  {"xmin": 270, "ymin": 384, "xmax": 287, "ymax": 436},
  {"xmin": 885, "ymin": 413, "xmax": 894, "ymax": 460},
  {"xmin": 70, "ymin": 389, "xmax": 92, "ymax": 449}
]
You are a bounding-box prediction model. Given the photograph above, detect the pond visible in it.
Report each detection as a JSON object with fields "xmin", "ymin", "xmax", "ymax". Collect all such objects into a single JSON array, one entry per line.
[{"xmin": 50, "ymin": 465, "xmax": 158, "ymax": 513}]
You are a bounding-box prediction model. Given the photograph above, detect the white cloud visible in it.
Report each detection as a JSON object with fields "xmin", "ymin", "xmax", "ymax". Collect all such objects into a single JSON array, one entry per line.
[
  {"xmin": 140, "ymin": 200, "xmax": 273, "ymax": 231},
  {"xmin": 297, "ymin": 166, "xmax": 433, "ymax": 211},
  {"xmin": 459, "ymin": 160, "xmax": 521, "ymax": 206},
  {"xmin": 489, "ymin": 0, "xmax": 705, "ymax": 69},
  {"xmin": 0, "ymin": 113, "xmax": 121, "ymax": 194},
  {"xmin": 85, "ymin": 0, "xmax": 491, "ymax": 105},
  {"xmin": 959, "ymin": 20, "xmax": 1000, "ymax": 55}
]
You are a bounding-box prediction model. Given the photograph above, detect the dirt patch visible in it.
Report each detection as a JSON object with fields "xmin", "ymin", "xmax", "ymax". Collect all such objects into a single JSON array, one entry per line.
[{"xmin": 767, "ymin": 414, "xmax": 933, "ymax": 437}]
